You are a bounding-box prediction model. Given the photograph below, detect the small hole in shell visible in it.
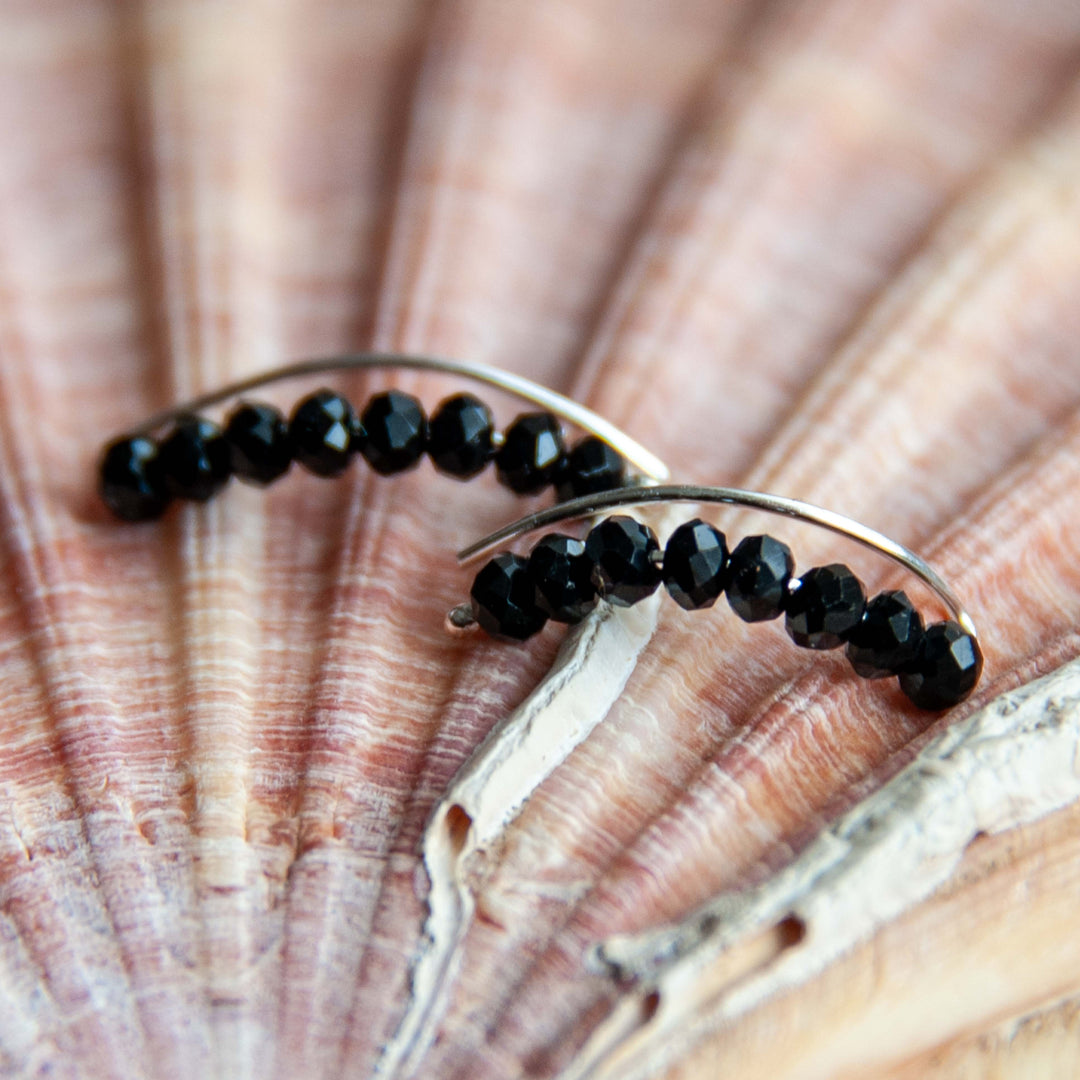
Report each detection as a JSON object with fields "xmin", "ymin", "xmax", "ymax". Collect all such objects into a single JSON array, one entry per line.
[
  {"xmin": 776, "ymin": 914, "xmax": 806, "ymax": 948},
  {"xmin": 445, "ymin": 804, "xmax": 473, "ymax": 855},
  {"xmin": 693, "ymin": 912, "xmax": 807, "ymax": 1004},
  {"xmin": 641, "ymin": 989, "xmax": 661, "ymax": 1023}
]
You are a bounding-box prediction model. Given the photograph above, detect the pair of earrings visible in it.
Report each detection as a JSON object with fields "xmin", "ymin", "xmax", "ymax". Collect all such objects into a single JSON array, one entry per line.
[{"xmin": 100, "ymin": 353, "xmax": 983, "ymax": 712}]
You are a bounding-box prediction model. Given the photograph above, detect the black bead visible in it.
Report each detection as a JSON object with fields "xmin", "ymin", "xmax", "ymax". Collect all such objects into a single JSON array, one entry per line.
[
  {"xmin": 846, "ymin": 590, "xmax": 924, "ymax": 678},
  {"xmin": 428, "ymin": 393, "xmax": 495, "ymax": 479},
  {"xmin": 224, "ymin": 402, "xmax": 293, "ymax": 486},
  {"xmin": 584, "ymin": 516, "xmax": 662, "ymax": 607},
  {"xmin": 358, "ymin": 389, "xmax": 428, "ymax": 475},
  {"xmin": 289, "ymin": 389, "xmax": 356, "ymax": 477},
  {"xmin": 528, "ymin": 534, "xmax": 597, "ymax": 623},
  {"xmin": 348, "ymin": 407, "xmax": 365, "ymax": 445},
  {"xmin": 663, "ymin": 519, "xmax": 728, "ymax": 610},
  {"xmin": 470, "ymin": 553, "xmax": 548, "ymax": 641},
  {"xmin": 495, "ymin": 413, "xmax": 567, "ymax": 494},
  {"xmin": 99, "ymin": 435, "xmax": 171, "ymax": 521},
  {"xmin": 555, "ymin": 437, "xmax": 626, "ymax": 501},
  {"xmin": 784, "ymin": 564, "xmax": 866, "ymax": 650},
  {"xmin": 899, "ymin": 621, "xmax": 983, "ymax": 710},
  {"xmin": 159, "ymin": 416, "xmax": 232, "ymax": 502},
  {"xmin": 726, "ymin": 534, "xmax": 794, "ymax": 622}
]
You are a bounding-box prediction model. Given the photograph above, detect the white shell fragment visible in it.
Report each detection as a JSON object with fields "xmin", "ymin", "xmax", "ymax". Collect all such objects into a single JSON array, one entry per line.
[
  {"xmin": 379, "ymin": 588, "xmax": 667, "ymax": 1078},
  {"xmin": 571, "ymin": 658, "xmax": 1080, "ymax": 1080}
]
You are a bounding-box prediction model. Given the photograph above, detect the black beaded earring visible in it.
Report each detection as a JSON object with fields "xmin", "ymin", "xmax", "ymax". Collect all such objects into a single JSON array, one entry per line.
[
  {"xmin": 98, "ymin": 354, "xmax": 668, "ymax": 521},
  {"xmin": 449, "ymin": 485, "xmax": 983, "ymax": 712}
]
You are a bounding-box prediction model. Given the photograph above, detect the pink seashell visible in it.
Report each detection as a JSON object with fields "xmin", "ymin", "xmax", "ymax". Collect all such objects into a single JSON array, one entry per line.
[{"xmin": 1, "ymin": 2, "xmax": 1079, "ymax": 1078}]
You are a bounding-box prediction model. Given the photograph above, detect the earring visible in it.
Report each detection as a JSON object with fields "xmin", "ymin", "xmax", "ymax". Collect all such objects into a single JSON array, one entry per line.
[
  {"xmin": 98, "ymin": 353, "xmax": 668, "ymax": 521},
  {"xmin": 449, "ymin": 484, "xmax": 983, "ymax": 712}
]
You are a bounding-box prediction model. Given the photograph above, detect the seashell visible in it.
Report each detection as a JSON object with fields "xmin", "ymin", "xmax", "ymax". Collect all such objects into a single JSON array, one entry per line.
[{"xmin": 1, "ymin": 2, "xmax": 1080, "ymax": 1079}]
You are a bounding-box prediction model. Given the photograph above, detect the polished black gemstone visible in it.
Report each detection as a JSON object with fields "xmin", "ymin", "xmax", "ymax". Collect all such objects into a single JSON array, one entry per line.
[
  {"xmin": 428, "ymin": 393, "xmax": 495, "ymax": 479},
  {"xmin": 348, "ymin": 407, "xmax": 366, "ymax": 445},
  {"xmin": 289, "ymin": 389, "xmax": 356, "ymax": 477},
  {"xmin": 358, "ymin": 389, "xmax": 428, "ymax": 475},
  {"xmin": 555, "ymin": 437, "xmax": 626, "ymax": 501},
  {"xmin": 899, "ymin": 620, "xmax": 983, "ymax": 710},
  {"xmin": 99, "ymin": 435, "xmax": 171, "ymax": 521},
  {"xmin": 495, "ymin": 413, "xmax": 567, "ymax": 494},
  {"xmin": 846, "ymin": 590, "xmax": 924, "ymax": 678},
  {"xmin": 470, "ymin": 553, "xmax": 548, "ymax": 641},
  {"xmin": 584, "ymin": 516, "xmax": 662, "ymax": 607},
  {"xmin": 224, "ymin": 402, "xmax": 293, "ymax": 485},
  {"xmin": 159, "ymin": 416, "xmax": 232, "ymax": 502},
  {"xmin": 528, "ymin": 534, "xmax": 597, "ymax": 623},
  {"xmin": 785, "ymin": 564, "xmax": 866, "ymax": 650},
  {"xmin": 726, "ymin": 534, "xmax": 794, "ymax": 622},
  {"xmin": 663, "ymin": 519, "xmax": 728, "ymax": 610}
]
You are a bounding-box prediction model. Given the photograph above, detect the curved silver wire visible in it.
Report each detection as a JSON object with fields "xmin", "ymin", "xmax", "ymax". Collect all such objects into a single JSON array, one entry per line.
[
  {"xmin": 122, "ymin": 352, "xmax": 669, "ymax": 482},
  {"xmin": 456, "ymin": 484, "xmax": 978, "ymax": 638}
]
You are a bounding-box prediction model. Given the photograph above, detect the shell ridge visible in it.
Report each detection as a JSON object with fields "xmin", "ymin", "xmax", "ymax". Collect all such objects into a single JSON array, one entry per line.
[
  {"xmin": 368, "ymin": 0, "xmax": 465, "ymax": 359},
  {"xmin": 0, "ymin": 389, "xmax": 163, "ymax": 1077},
  {"xmin": 326, "ymin": 479, "xmax": 482, "ymax": 1077},
  {"xmin": 562, "ymin": 3, "xmax": 1080, "ymax": 486},
  {"xmin": 270, "ymin": 477, "xmax": 378, "ymax": 1080},
  {"xmin": 113, "ymin": 3, "xmax": 183, "ymax": 406},
  {"xmin": 151, "ymin": 0, "xmax": 308, "ymax": 1049},
  {"xmin": 565, "ymin": 5, "xmax": 772, "ymax": 408},
  {"xmin": 265, "ymin": 464, "xmax": 465, "ymax": 1077},
  {"xmin": 746, "ymin": 86, "xmax": 1080, "ymax": 501},
  {"xmin": 177, "ymin": 505, "xmax": 276, "ymax": 1079}
]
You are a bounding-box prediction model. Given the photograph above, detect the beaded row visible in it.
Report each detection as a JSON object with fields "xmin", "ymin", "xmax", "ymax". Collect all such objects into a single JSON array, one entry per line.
[
  {"xmin": 100, "ymin": 389, "xmax": 628, "ymax": 522},
  {"xmin": 468, "ymin": 515, "xmax": 983, "ymax": 711}
]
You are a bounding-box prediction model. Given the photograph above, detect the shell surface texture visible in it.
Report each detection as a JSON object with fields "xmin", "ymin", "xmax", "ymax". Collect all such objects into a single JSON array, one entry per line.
[{"xmin": 2, "ymin": 2, "xmax": 1080, "ymax": 1078}]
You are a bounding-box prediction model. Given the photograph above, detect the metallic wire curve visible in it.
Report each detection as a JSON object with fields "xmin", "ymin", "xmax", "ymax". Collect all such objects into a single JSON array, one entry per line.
[
  {"xmin": 123, "ymin": 352, "xmax": 670, "ymax": 482},
  {"xmin": 457, "ymin": 484, "xmax": 978, "ymax": 639}
]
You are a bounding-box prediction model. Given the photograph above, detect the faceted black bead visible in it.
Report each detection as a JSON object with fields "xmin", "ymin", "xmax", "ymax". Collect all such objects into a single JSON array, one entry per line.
[
  {"xmin": 348, "ymin": 407, "xmax": 366, "ymax": 445},
  {"xmin": 358, "ymin": 389, "xmax": 428, "ymax": 475},
  {"xmin": 428, "ymin": 393, "xmax": 495, "ymax": 479},
  {"xmin": 846, "ymin": 590, "xmax": 924, "ymax": 678},
  {"xmin": 495, "ymin": 412, "xmax": 567, "ymax": 495},
  {"xmin": 555, "ymin": 437, "xmax": 626, "ymax": 501},
  {"xmin": 470, "ymin": 553, "xmax": 548, "ymax": 641},
  {"xmin": 224, "ymin": 402, "xmax": 293, "ymax": 485},
  {"xmin": 528, "ymin": 534, "xmax": 597, "ymax": 623},
  {"xmin": 662, "ymin": 519, "xmax": 728, "ymax": 611},
  {"xmin": 289, "ymin": 389, "xmax": 356, "ymax": 477},
  {"xmin": 899, "ymin": 621, "xmax": 983, "ymax": 710},
  {"xmin": 159, "ymin": 416, "xmax": 232, "ymax": 502},
  {"xmin": 726, "ymin": 534, "xmax": 794, "ymax": 622},
  {"xmin": 784, "ymin": 564, "xmax": 866, "ymax": 650},
  {"xmin": 584, "ymin": 516, "xmax": 662, "ymax": 607},
  {"xmin": 99, "ymin": 435, "xmax": 171, "ymax": 521}
]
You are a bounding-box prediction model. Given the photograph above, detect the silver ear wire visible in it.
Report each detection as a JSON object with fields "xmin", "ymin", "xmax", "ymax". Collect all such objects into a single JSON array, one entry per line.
[
  {"xmin": 456, "ymin": 484, "xmax": 984, "ymax": 710},
  {"xmin": 100, "ymin": 352, "xmax": 671, "ymax": 523},
  {"xmin": 123, "ymin": 352, "xmax": 669, "ymax": 482},
  {"xmin": 456, "ymin": 484, "xmax": 976, "ymax": 639}
]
